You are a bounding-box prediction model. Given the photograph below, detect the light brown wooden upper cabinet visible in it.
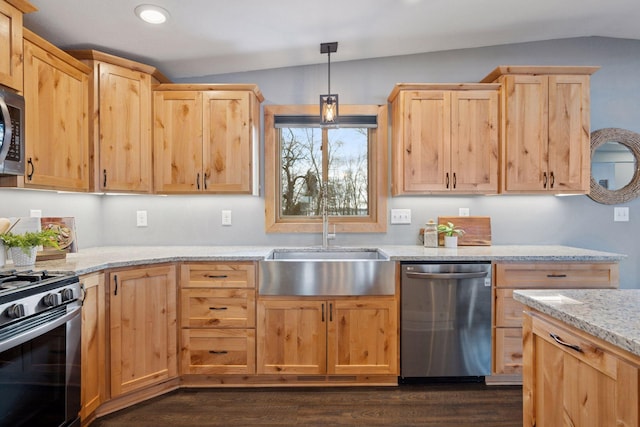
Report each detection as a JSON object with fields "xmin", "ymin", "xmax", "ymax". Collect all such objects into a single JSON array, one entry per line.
[
  {"xmin": 15, "ymin": 30, "xmax": 91, "ymax": 191},
  {"xmin": 388, "ymin": 84, "xmax": 500, "ymax": 195},
  {"xmin": 153, "ymin": 84, "xmax": 263, "ymax": 194},
  {"xmin": 0, "ymin": 0, "xmax": 36, "ymax": 92},
  {"xmin": 68, "ymin": 50, "xmax": 171, "ymax": 193},
  {"xmin": 481, "ymin": 66, "xmax": 599, "ymax": 194}
]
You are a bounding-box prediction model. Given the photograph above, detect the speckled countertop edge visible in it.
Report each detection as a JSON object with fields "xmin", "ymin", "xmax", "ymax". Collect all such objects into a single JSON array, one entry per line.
[
  {"xmin": 514, "ymin": 289, "xmax": 640, "ymax": 358},
  {"xmin": 0, "ymin": 244, "xmax": 625, "ymax": 276}
]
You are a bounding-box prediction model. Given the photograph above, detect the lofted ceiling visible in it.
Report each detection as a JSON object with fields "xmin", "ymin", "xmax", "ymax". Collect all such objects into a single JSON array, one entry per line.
[{"xmin": 22, "ymin": 0, "xmax": 640, "ymax": 80}]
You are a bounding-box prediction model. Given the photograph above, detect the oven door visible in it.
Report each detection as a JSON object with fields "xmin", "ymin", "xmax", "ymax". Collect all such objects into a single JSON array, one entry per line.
[{"xmin": 0, "ymin": 305, "xmax": 81, "ymax": 427}]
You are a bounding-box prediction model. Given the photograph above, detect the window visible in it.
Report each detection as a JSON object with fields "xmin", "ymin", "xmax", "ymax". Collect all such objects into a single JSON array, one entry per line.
[{"xmin": 264, "ymin": 105, "xmax": 387, "ymax": 233}]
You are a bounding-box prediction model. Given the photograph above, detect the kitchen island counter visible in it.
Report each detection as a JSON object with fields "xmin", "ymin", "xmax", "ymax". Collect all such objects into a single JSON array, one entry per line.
[
  {"xmin": 514, "ymin": 288, "xmax": 640, "ymax": 357},
  {"xmin": 0, "ymin": 244, "xmax": 624, "ymax": 275}
]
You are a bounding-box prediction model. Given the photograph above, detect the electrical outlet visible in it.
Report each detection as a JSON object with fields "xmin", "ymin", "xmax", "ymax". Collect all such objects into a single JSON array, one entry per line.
[
  {"xmin": 221, "ymin": 210, "xmax": 232, "ymax": 226},
  {"xmin": 30, "ymin": 209, "xmax": 42, "ymax": 218},
  {"xmin": 390, "ymin": 209, "xmax": 411, "ymax": 224},
  {"xmin": 459, "ymin": 208, "xmax": 470, "ymax": 217},
  {"xmin": 614, "ymin": 207, "xmax": 629, "ymax": 222},
  {"xmin": 136, "ymin": 210, "xmax": 148, "ymax": 227}
]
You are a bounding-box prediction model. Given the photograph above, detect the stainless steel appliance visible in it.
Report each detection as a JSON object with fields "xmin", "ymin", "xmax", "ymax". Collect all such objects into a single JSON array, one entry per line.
[
  {"xmin": 0, "ymin": 87, "xmax": 25, "ymax": 176},
  {"xmin": 401, "ymin": 262, "xmax": 491, "ymax": 379},
  {"xmin": 0, "ymin": 270, "xmax": 81, "ymax": 427}
]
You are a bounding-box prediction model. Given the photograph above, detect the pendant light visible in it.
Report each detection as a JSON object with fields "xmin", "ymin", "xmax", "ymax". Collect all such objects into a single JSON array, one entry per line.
[{"xmin": 320, "ymin": 42, "xmax": 338, "ymax": 127}]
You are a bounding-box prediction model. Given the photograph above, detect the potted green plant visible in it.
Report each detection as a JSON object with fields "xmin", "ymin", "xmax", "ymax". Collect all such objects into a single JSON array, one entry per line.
[
  {"xmin": 0, "ymin": 229, "xmax": 60, "ymax": 267},
  {"xmin": 437, "ymin": 222, "xmax": 465, "ymax": 248}
]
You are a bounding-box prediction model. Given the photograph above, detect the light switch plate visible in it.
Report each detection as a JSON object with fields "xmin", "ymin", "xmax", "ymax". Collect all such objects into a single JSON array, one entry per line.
[
  {"xmin": 391, "ymin": 209, "xmax": 411, "ymax": 224},
  {"xmin": 221, "ymin": 210, "xmax": 232, "ymax": 226},
  {"xmin": 614, "ymin": 207, "xmax": 629, "ymax": 222},
  {"xmin": 459, "ymin": 208, "xmax": 470, "ymax": 217},
  {"xmin": 30, "ymin": 209, "xmax": 42, "ymax": 218}
]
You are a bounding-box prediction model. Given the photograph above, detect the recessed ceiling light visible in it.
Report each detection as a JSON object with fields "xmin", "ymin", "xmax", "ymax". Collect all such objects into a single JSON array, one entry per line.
[{"xmin": 135, "ymin": 4, "xmax": 169, "ymax": 24}]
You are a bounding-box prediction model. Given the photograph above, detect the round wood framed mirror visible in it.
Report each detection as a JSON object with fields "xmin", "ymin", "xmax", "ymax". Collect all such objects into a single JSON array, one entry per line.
[{"xmin": 589, "ymin": 128, "xmax": 640, "ymax": 204}]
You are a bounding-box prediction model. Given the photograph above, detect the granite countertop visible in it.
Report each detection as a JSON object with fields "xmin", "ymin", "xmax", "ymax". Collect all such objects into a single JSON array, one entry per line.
[
  {"xmin": 514, "ymin": 289, "xmax": 640, "ymax": 358},
  {"xmin": 0, "ymin": 244, "xmax": 624, "ymax": 276}
]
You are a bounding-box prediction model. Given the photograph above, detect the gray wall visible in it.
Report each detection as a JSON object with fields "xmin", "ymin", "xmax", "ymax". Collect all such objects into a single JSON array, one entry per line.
[{"xmin": 0, "ymin": 36, "xmax": 637, "ymax": 287}]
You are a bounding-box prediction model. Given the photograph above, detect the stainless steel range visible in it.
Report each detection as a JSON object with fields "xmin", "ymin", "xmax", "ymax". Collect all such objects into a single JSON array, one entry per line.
[{"xmin": 0, "ymin": 270, "xmax": 82, "ymax": 427}]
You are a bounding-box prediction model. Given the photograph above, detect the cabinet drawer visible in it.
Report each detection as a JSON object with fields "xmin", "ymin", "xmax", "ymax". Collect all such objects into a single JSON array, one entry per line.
[
  {"xmin": 494, "ymin": 327, "xmax": 523, "ymax": 375},
  {"xmin": 180, "ymin": 329, "xmax": 255, "ymax": 375},
  {"xmin": 181, "ymin": 263, "xmax": 256, "ymax": 289},
  {"xmin": 181, "ymin": 288, "xmax": 255, "ymax": 328},
  {"xmin": 531, "ymin": 314, "xmax": 617, "ymax": 379},
  {"xmin": 495, "ymin": 289, "xmax": 525, "ymax": 327},
  {"xmin": 495, "ymin": 262, "xmax": 618, "ymax": 288}
]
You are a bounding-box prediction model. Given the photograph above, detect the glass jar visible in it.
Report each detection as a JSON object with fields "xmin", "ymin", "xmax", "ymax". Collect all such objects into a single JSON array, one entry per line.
[{"xmin": 423, "ymin": 220, "xmax": 438, "ymax": 248}]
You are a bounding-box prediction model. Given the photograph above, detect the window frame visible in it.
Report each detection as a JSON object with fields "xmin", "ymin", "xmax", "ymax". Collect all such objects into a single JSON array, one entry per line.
[{"xmin": 264, "ymin": 104, "xmax": 388, "ymax": 233}]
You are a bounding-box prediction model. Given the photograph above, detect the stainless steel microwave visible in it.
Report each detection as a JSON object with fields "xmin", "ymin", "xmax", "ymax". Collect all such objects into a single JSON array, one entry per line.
[{"xmin": 0, "ymin": 87, "xmax": 25, "ymax": 176}]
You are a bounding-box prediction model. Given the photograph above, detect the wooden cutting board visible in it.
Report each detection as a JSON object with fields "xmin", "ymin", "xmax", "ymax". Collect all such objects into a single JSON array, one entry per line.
[{"xmin": 437, "ymin": 216, "xmax": 491, "ymax": 246}]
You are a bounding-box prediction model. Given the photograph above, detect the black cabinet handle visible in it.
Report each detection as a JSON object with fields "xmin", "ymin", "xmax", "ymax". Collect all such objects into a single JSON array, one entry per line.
[
  {"xmin": 103, "ymin": 169, "xmax": 107, "ymax": 188},
  {"xmin": 546, "ymin": 274, "xmax": 568, "ymax": 278},
  {"xmin": 446, "ymin": 172, "xmax": 450, "ymax": 189},
  {"xmin": 206, "ymin": 275, "xmax": 228, "ymax": 279},
  {"xmin": 329, "ymin": 303, "xmax": 333, "ymax": 322},
  {"xmin": 543, "ymin": 171, "xmax": 548, "ymax": 188},
  {"xmin": 27, "ymin": 158, "xmax": 34, "ymax": 181},
  {"xmin": 550, "ymin": 171, "xmax": 555, "ymax": 188},
  {"xmin": 204, "ymin": 172, "xmax": 209, "ymax": 190},
  {"xmin": 113, "ymin": 274, "xmax": 118, "ymax": 296},
  {"xmin": 209, "ymin": 307, "xmax": 228, "ymax": 311},
  {"xmin": 209, "ymin": 350, "xmax": 228, "ymax": 354},
  {"xmin": 453, "ymin": 172, "xmax": 457, "ymax": 189},
  {"xmin": 196, "ymin": 173, "xmax": 200, "ymax": 190},
  {"xmin": 550, "ymin": 333, "xmax": 583, "ymax": 353},
  {"xmin": 321, "ymin": 303, "xmax": 325, "ymax": 322}
]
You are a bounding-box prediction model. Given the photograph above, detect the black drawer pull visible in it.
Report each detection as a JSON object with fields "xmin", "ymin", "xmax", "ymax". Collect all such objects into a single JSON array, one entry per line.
[
  {"xmin": 209, "ymin": 307, "xmax": 228, "ymax": 311},
  {"xmin": 209, "ymin": 350, "xmax": 228, "ymax": 354},
  {"xmin": 547, "ymin": 274, "xmax": 568, "ymax": 278},
  {"xmin": 550, "ymin": 333, "xmax": 583, "ymax": 353},
  {"xmin": 206, "ymin": 275, "xmax": 228, "ymax": 279}
]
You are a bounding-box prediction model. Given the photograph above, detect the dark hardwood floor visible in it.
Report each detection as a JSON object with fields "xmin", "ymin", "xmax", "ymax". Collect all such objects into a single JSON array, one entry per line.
[{"xmin": 91, "ymin": 383, "xmax": 522, "ymax": 426}]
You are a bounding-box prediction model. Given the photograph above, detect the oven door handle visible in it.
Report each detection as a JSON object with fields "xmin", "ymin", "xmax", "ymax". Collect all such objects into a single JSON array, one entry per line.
[
  {"xmin": 0, "ymin": 96, "xmax": 13, "ymax": 163},
  {"xmin": 0, "ymin": 305, "xmax": 81, "ymax": 353},
  {"xmin": 405, "ymin": 271, "xmax": 488, "ymax": 280}
]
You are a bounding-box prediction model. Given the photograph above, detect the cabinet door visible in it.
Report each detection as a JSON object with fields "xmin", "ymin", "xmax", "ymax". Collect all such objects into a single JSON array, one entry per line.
[
  {"xmin": 524, "ymin": 314, "xmax": 639, "ymax": 427},
  {"xmin": 450, "ymin": 90, "xmax": 498, "ymax": 193},
  {"xmin": 256, "ymin": 299, "xmax": 326, "ymax": 374},
  {"xmin": 547, "ymin": 75, "xmax": 591, "ymax": 193},
  {"xmin": 327, "ymin": 298, "xmax": 398, "ymax": 375},
  {"xmin": 202, "ymin": 91, "xmax": 253, "ymax": 193},
  {"xmin": 502, "ymin": 75, "xmax": 548, "ymax": 192},
  {"xmin": 0, "ymin": 1, "xmax": 23, "ymax": 91},
  {"xmin": 97, "ymin": 62, "xmax": 152, "ymax": 192},
  {"xmin": 23, "ymin": 38, "xmax": 89, "ymax": 190},
  {"xmin": 153, "ymin": 91, "xmax": 203, "ymax": 193},
  {"xmin": 80, "ymin": 273, "xmax": 105, "ymax": 420},
  {"xmin": 400, "ymin": 91, "xmax": 451, "ymax": 192},
  {"xmin": 109, "ymin": 265, "xmax": 177, "ymax": 397}
]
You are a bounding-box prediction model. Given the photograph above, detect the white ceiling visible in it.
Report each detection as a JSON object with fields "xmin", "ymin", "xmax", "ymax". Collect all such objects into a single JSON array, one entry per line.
[{"xmin": 22, "ymin": 0, "xmax": 640, "ymax": 80}]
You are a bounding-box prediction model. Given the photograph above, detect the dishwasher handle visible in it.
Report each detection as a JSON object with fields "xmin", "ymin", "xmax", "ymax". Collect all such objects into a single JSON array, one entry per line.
[{"xmin": 405, "ymin": 271, "xmax": 489, "ymax": 280}]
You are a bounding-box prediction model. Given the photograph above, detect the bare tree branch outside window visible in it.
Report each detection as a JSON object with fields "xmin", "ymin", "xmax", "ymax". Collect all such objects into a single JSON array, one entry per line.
[{"xmin": 279, "ymin": 127, "xmax": 369, "ymax": 217}]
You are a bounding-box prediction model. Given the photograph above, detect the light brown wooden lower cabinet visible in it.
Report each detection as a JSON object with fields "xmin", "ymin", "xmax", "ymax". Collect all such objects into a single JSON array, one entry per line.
[
  {"xmin": 80, "ymin": 272, "xmax": 105, "ymax": 423},
  {"xmin": 523, "ymin": 311, "xmax": 639, "ymax": 427},
  {"xmin": 108, "ymin": 264, "xmax": 178, "ymax": 397},
  {"xmin": 491, "ymin": 262, "xmax": 619, "ymax": 384},
  {"xmin": 256, "ymin": 297, "xmax": 398, "ymax": 376}
]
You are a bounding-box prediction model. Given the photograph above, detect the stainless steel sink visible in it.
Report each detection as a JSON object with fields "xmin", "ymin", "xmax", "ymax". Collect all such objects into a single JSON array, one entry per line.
[
  {"xmin": 266, "ymin": 248, "xmax": 388, "ymax": 260},
  {"xmin": 259, "ymin": 248, "xmax": 395, "ymax": 296}
]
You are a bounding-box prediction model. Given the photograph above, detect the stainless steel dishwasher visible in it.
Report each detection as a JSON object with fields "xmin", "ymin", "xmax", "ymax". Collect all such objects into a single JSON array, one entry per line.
[{"xmin": 400, "ymin": 262, "xmax": 492, "ymax": 379}]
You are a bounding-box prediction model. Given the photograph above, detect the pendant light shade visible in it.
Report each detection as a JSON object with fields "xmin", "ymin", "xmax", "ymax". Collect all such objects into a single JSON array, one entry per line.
[{"xmin": 320, "ymin": 42, "xmax": 338, "ymax": 127}]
